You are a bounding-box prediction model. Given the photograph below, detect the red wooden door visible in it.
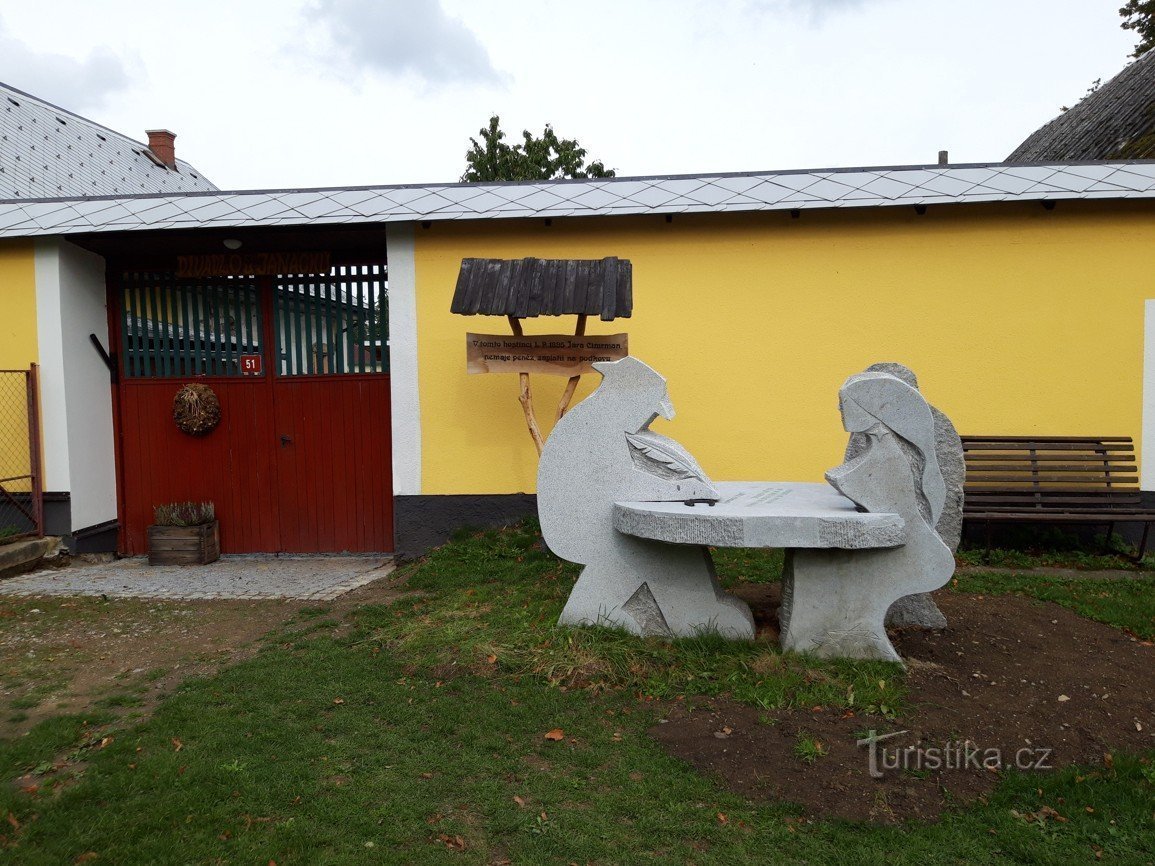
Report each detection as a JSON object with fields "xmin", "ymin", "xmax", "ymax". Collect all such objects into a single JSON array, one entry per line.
[
  {"xmin": 272, "ymin": 376, "xmax": 393, "ymax": 553},
  {"xmin": 114, "ymin": 263, "xmax": 393, "ymax": 554},
  {"xmin": 118, "ymin": 379, "xmax": 281, "ymax": 554}
]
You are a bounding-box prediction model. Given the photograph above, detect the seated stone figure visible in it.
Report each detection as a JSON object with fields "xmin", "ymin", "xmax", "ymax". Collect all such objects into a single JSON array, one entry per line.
[
  {"xmin": 779, "ymin": 371, "xmax": 955, "ymax": 663},
  {"xmin": 537, "ymin": 357, "xmax": 755, "ymax": 640},
  {"xmin": 845, "ymin": 362, "xmax": 964, "ymax": 630}
]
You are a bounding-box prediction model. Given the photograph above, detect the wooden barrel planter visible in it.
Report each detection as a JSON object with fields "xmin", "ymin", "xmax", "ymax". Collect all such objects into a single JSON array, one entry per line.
[{"xmin": 147, "ymin": 521, "xmax": 220, "ymax": 566}]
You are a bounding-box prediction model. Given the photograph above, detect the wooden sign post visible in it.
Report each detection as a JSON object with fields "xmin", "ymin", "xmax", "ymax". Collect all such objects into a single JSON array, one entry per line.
[
  {"xmin": 449, "ymin": 256, "xmax": 634, "ymax": 457},
  {"xmin": 466, "ymin": 323, "xmax": 629, "ymax": 454}
]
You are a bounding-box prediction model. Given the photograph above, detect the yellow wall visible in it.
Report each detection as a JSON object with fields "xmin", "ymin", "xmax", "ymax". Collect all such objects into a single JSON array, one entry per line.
[
  {"xmin": 414, "ymin": 201, "xmax": 1155, "ymax": 495},
  {"xmin": 0, "ymin": 240, "xmax": 37, "ymax": 491},
  {"xmin": 0, "ymin": 240, "xmax": 37, "ymax": 368}
]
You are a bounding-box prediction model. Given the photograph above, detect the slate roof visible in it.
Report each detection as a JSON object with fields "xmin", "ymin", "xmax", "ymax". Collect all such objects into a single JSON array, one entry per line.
[
  {"xmin": 0, "ymin": 80, "xmax": 218, "ymax": 199},
  {"xmin": 451, "ymin": 257, "xmax": 632, "ymax": 320},
  {"xmin": 1008, "ymin": 51, "xmax": 1155, "ymax": 162},
  {"xmin": 3, "ymin": 162, "xmax": 1155, "ymax": 239}
]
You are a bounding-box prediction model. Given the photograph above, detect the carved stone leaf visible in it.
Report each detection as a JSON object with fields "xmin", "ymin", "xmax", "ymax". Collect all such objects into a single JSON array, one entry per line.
[{"xmin": 624, "ymin": 431, "xmax": 710, "ymax": 483}]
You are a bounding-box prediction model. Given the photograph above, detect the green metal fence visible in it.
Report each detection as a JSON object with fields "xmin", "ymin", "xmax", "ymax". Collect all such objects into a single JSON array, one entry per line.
[
  {"xmin": 274, "ymin": 263, "xmax": 389, "ymax": 376},
  {"xmin": 120, "ymin": 271, "xmax": 261, "ymax": 378},
  {"xmin": 119, "ymin": 264, "xmax": 388, "ymax": 379}
]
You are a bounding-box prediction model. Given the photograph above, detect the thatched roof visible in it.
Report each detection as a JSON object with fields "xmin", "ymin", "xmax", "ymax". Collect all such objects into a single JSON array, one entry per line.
[
  {"xmin": 1007, "ymin": 51, "xmax": 1155, "ymax": 162},
  {"xmin": 450, "ymin": 257, "xmax": 632, "ymax": 320}
]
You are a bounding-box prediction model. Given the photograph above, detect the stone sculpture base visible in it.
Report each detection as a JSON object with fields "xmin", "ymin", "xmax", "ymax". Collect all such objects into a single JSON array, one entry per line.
[
  {"xmin": 780, "ymin": 548, "xmax": 910, "ymax": 663},
  {"xmin": 558, "ymin": 536, "xmax": 754, "ymax": 640},
  {"xmin": 886, "ymin": 592, "xmax": 948, "ymax": 630}
]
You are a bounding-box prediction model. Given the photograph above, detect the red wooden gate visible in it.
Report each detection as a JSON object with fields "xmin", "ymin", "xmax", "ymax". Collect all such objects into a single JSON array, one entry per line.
[{"xmin": 114, "ymin": 262, "xmax": 393, "ymax": 554}]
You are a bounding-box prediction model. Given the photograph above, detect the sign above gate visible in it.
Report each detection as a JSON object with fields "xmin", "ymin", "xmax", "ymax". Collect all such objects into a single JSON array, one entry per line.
[
  {"xmin": 466, "ymin": 333, "xmax": 629, "ymax": 376},
  {"xmin": 176, "ymin": 252, "xmax": 332, "ymax": 278}
]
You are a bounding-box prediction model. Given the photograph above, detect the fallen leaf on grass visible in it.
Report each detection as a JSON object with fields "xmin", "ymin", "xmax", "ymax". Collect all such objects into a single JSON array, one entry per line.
[
  {"xmin": 99, "ymin": 737, "xmax": 113, "ymax": 749},
  {"xmin": 717, "ymin": 812, "xmax": 728, "ymax": 825},
  {"xmin": 171, "ymin": 738, "xmax": 183, "ymax": 752},
  {"xmin": 438, "ymin": 833, "xmax": 466, "ymax": 851},
  {"xmin": 513, "ymin": 795, "xmax": 527, "ymax": 808},
  {"xmin": 332, "ymin": 698, "xmax": 345, "ymax": 705},
  {"xmin": 486, "ymin": 654, "xmax": 497, "ymax": 665},
  {"xmin": 6, "ymin": 813, "xmax": 19, "ymax": 830},
  {"xmin": 1104, "ymin": 752, "xmax": 1115, "ymax": 769},
  {"xmin": 73, "ymin": 854, "xmax": 98, "ymax": 864},
  {"xmin": 543, "ymin": 729, "xmax": 564, "ymax": 741}
]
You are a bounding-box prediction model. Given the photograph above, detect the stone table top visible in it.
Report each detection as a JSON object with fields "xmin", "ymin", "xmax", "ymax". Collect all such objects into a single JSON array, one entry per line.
[{"xmin": 613, "ymin": 481, "xmax": 906, "ymax": 550}]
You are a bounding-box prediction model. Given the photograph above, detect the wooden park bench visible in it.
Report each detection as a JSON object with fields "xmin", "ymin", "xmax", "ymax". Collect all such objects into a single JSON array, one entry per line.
[{"xmin": 961, "ymin": 435, "xmax": 1155, "ymax": 558}]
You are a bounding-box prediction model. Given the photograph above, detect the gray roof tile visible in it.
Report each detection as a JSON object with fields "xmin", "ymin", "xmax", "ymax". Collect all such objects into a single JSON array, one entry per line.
[
  {"xmin": 624, "ymin": 185, "xmax": 682, "ymax": 207},
  {"xmin": 712, "ymin": 175, "xmax": 767, "ymax": 194},
  {"xmin": 859, "ymin": 176, "xmax": 917, "ymax": 198},
  {"xmin": 801, "ymin": 178, "xmax": 858, "ymax": 201},
  {"xmin": 972, "ymin": 173, "xmax": 1040, "ymax": 195},
  {"xmin": 5, "ymin": 162, "xmax": 1155, "ymax": 238},
  {"xmin": 1, "ymin": 80, "xmax": 217, "ymax": 198},
  {"xmin": 680, "ymin": 183, "xmax": 739, "ymax": 206},
  {"xmin": 1008, "ymin": 49, "xmax": 1155, "ymax": 162}
]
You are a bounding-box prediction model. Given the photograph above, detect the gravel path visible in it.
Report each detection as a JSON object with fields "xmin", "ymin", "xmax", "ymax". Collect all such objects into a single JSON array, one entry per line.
[{"xmin": 0, "ymin": 555, "xmax": 394, "ymax": 601}]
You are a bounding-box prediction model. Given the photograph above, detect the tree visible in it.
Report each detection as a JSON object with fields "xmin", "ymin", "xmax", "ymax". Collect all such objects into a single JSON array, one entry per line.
[
  {"xmin": 1120, "ymin": 0, "xmax": 1155, "ymax": 58},
  {"xmin": 461, "ymin": 115, "xmax": 615, "ymax": 182}
]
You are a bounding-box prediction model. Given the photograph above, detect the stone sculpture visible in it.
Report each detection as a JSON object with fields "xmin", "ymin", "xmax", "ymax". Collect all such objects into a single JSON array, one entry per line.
[
  {"xmin": 845, "ymin": 362, "xmax": 964, "ymax": 630},
  {"xmin": 779, "ymin": 372, "xmax": 956, "ymax": 663},
  {"xmin": 537, "ymin": 357, "xmax": 755, "ymax": 640}
]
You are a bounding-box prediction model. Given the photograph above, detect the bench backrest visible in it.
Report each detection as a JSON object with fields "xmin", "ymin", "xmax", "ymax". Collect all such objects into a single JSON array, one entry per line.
[{"xmin": 960, "ymin": 436, "xmax": 1141, "ymax": 513}]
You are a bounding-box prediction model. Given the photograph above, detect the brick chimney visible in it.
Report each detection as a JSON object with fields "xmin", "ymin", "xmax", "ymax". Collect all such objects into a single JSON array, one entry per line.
[{"xmin": 145, "ymin": 129, "xmax": 177, "ymax": 168}]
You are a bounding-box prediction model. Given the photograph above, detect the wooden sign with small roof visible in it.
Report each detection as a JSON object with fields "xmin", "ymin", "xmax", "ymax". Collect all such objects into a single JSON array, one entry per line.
[{"xmin": 451, "ymin": 256, "xmax": 633, "ymax": 455}]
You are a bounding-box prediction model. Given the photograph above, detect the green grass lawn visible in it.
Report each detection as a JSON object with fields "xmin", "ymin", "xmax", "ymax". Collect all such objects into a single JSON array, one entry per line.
[{"xmin": 0, "ymin": 523, "xmax": 1152, "ymax": 864}]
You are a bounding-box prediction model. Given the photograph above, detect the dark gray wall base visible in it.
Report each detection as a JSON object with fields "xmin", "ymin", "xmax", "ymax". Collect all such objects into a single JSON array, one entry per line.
[
  {"xmin": 394, "ymin": 494, "xmax": 537, "ymax": 560},
  {"xmin": 43, "ymin": 492, "xmax": 71, "ymax": 539},
  {"xmin": 71, "ymin": 519, "xmax": 120, "ymax": 554},
  {"xmin": 37, "ymin": 495, "xmax": 118, "ymax": 554}
]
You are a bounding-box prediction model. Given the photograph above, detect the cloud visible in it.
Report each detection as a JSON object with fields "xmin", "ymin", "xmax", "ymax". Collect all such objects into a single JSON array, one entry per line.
[
  {"xmin": 0, "ymin": 17, "xmax": 131, "ymax": 111},
  {"xmin": 747, "ymin": 0, "xmax": 878, "ymax": 24},
  {"xmin": 307, "ymin": 0, "xmax": 501, "ymax": 85}
]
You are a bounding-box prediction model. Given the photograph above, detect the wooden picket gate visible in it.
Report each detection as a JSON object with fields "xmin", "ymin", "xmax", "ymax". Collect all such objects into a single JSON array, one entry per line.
[{"xmin": 113, "ymin": 261, "xmax": 393, "ymax": 554}]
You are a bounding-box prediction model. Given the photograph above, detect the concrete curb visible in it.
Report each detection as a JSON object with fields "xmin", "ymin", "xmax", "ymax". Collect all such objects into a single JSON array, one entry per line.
[{"xmin": 0, "ymin": 537, "xmax": 61, "ymax": 580}]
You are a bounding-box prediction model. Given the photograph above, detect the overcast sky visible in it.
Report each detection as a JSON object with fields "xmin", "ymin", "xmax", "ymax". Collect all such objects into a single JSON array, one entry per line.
[{"xmin": 0, "ymin": 1, "xmax": 1139, "ymax": 191}]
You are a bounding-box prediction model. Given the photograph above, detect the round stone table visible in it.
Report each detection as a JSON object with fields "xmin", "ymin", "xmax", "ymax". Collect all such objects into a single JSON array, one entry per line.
[{"xmin": 613, "ymin": 481, "xmax": 906, "ymax": 550}]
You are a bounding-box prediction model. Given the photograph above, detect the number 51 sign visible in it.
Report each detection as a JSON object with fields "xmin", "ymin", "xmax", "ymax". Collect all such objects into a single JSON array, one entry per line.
[{"xmin": 240, "ymin": 354, "xmax": 263, "ymax": 376}]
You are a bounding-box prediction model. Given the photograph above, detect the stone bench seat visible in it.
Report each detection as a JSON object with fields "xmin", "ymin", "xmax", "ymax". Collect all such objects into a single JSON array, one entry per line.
[{"xmin": 614, "ymin": 481, "xmax": 906, "ymax": 551}]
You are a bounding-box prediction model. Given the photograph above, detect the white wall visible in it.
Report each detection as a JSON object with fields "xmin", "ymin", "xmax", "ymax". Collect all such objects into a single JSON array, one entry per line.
[
  {"xmin": 34, "ymin": 242, "xmax": 69, "ymax": 493},
  {"xmin": 386, "ymin": 223, "xmax": 421, "ymax": 496},
  {"xmin": 34, "ymin": 240, "xmax": 117, "ymax": 531}
]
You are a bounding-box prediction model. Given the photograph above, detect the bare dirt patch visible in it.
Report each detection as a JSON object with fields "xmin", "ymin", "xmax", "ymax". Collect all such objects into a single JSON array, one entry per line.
[
  {"xmin": 0, "ymin": 565, "xmax": 407, "ymax": 738},
  {"xmin": 649, "ymin": 589, "xmax": 1155, "ymax": 823}
]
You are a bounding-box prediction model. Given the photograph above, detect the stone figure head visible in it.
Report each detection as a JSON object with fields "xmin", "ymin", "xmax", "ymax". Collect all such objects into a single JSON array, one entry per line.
[
  {"xmin": 863, "ymin": 361, "xmax": 918, "ymax": 389},
  {"xmin": 591, "ymin": 357, "xmax": 675, "ymax": 427},
  {"xmin": 839, "ymin": 371, "xmax": 946, "ymax": 523}
]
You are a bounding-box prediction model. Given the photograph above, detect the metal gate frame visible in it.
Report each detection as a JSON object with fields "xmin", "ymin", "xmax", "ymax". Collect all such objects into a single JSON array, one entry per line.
[{"xmin": 0, "ymin": 364, "xmax": 44, "ymax": 540}]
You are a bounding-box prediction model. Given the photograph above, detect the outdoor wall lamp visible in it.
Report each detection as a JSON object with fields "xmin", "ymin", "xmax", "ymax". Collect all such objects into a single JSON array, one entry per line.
[{"xmin": 223, "ymin": 238, "xmax": 243, "ymax": 250}]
